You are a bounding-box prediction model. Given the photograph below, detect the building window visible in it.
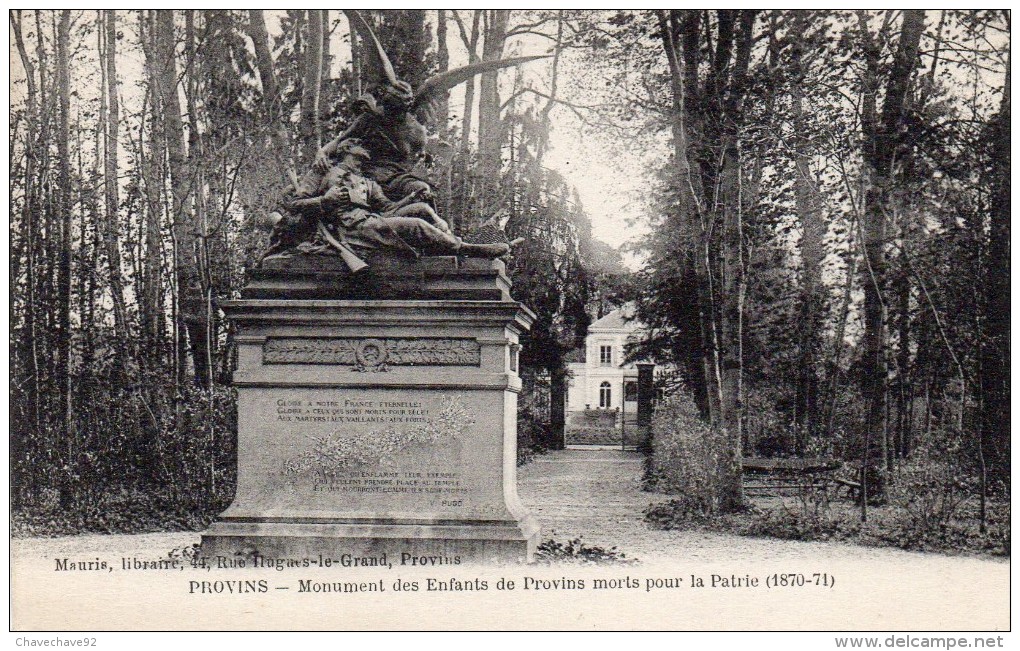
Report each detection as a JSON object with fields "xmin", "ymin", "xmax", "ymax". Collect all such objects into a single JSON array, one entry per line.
[
  {"xmin": 599, "ymin": 345, "xmax": 613, "ymax": 366},
  {"xmin": 599, "ymin": 381, "xmax": 612, "ymax": 408}
]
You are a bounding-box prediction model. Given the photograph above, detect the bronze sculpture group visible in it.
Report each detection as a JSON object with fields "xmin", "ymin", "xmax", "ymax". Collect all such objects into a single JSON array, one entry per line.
[{"xmin": 262, "ymin": 11, "xmax": 546, "ymax": 269}]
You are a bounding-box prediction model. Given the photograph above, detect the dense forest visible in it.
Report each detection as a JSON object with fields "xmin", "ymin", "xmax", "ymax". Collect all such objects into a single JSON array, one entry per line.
[
  {"xmin": 607, "ymin": 10, "xmax": 1010, "ymax": 520},
  {"xmin": 9, "ymin": 11, "xmax": 1009, "ymax": 541}
]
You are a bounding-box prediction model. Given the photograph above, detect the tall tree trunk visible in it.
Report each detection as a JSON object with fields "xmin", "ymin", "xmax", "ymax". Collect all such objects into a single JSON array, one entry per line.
[
  {"xmin": 56, "ymin": 15, "xmax": 72, "ymax": 404},
  {"xmin": 452, "ymin": 10, "xmax": 482, "ymax": 233},
  {"xmin": 55, "ymin": 9, "xmax": 74, "ymax": 505},
  {"xmin": 103, "ymin": 10, "xmax": 130, "ymax": 372},
  {"xmin": 155, "ymin": 10, "xmax": 204, "ymax": 386},
  {"xmin": 185, "ymin": 10, "xmax": 214, "ymax": 392},
  {"xmin": 981, "ymin": 50, "xmax": 1010, "ymax": 491},
  {"xmin": 791, "ymin": 12, "xmax": 823, "ymax": 455},
  {"xmin": 677, "ymin": 9, "xmax": 717, "ymax": 420},
  {"xmin": 247, "ymin": 10, "xmax": 291, "ymax": 167},
  {"xmin": 658, "ymin": 10, "xmax": 755, "ymax": 511},
  {"xmin": 11, "ymin": 11, "xmax": 41, "ymax": 435},
  {"xmin": 434, "ymin": 10, "xmax": 453, "ymax": 221},
  {"xmin": 477, "ymin": 10, "xmax": 510, "ymax": 218},
  {"xmin": 893, "ymin": 255, "xmax": 911, "ymax": 463},
  {"xmin": 86, "ymin": 70, "xmax": 102, "ymax": 377},
  {"xmin": 74, "ymin": 117, "xmax": 91, "ymax": 375},
  {"xmin": 536, "ymin": 10, "xmax": 568, "ymax": 450},
  {"xmin": 823, "ymin": 220, "xmax": 858, "ymax": 437},
  {"xmin": 535, "ymin": 10, "xmax": 565, "ymax": 166},
  {"xmin": 859, "ymin": 10, "xmax": 924, "ymax": 510},
  {"xmin": 715, "ymin": 10, "xmax": 756, "ymax": 511},
  {"xmin": 658, "ymin": 9, "xmax": 721, "ymax": 424},
  {"xmin": 349, "ymin": 12, "xmax": 362, "ymax": 97},
  {"xmin": 35, "ymin": 11, "xmax": 55, "ymax": 414},
  {"xmin": 138, "ymin": 12, "xmax": 166, "ymax": 364},
  {"xmin": 436, "ymin": 11, "xmax": 450, "ymax": 127},
  {"xmin": 321, "ymin": 10, "xmax": 332, "ymax": 85},
  {"xmin": 300, "ymin": 9, "xmax": 324, "ymax": 166}
]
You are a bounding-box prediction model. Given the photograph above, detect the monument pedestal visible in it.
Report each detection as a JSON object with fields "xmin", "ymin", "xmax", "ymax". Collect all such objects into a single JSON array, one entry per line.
[{"xmin": 202, "ymin": 258, "xmax": 539, "ymax": 564}]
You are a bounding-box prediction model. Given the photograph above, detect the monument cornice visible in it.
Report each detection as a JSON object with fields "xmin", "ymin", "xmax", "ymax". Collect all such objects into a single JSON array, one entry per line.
[
  {"xmin": 230, "ymin": 375, "xmax": 524, "ymax": 393},
  {"xmin": 221, "ymin": 299, "xmax": 536, "ymax": 332}
]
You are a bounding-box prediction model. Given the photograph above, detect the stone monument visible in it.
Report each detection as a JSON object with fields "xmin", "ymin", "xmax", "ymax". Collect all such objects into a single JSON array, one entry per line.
[{"xmin": 201, "ymin": 12, "xmax": 545, "ymax": 563}]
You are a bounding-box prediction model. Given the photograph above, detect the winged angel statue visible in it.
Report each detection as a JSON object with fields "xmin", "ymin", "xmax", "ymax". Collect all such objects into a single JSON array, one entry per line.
[{"xmin": 262, "ymin": 11, "xmax": 546, "ymax": 267}]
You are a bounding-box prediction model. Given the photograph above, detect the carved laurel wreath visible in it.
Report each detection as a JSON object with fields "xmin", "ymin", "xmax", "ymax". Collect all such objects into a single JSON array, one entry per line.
[
  {"xmin": 263, "ymin": 337, "xmax": 481, "ymax": 371},
  {"xmin": 282, "ymin": 395, "xmax": 474, "ymax": 478}
]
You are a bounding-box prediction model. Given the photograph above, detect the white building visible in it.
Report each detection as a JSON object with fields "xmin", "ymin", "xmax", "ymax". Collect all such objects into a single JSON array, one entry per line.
[{"xmin": 565, "ymin": 307, "xmax": 643, "ymax": 417}]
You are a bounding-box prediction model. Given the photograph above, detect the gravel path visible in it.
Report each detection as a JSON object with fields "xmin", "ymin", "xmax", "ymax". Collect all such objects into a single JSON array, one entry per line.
[
  {"xmin": 518, "ymin": 448, "xmax": 1008, "ymax": 564},
  {"xmin": 12, "ymin": 448, "xmax": 1008, "ymax": 569},
  {"xmin": 514, "ymin": 449, "xmax": 1009, "ymax": 630},
  {"xmin": 519, "ymin": 448, "xmax": 862, "ymax": 562},
  {"xmin": 520, "ymin": 447, "xmax": 864, "ymax": 563},
  {"xmin": 11, "ymin": 448, "xmax": 1009, "ymax": 630}
]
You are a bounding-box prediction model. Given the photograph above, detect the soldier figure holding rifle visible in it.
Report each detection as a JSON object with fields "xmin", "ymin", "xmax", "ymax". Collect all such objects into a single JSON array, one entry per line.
[{"xmin": 262, "ymin": 139, "xmax": 509, "ymax": 268}]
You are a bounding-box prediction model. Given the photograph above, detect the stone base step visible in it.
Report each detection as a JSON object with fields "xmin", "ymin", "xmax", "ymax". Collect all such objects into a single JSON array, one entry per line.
[{"xmin": 200, "ymin": 516, "xmax": 539, "ymax": 565}]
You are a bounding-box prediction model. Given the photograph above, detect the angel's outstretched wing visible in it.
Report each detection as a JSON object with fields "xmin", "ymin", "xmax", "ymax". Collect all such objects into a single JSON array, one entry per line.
[
  {"xmin": 343, "ymin": 10, "xmax": 397, "ymax": 88},
  {"xmin": 411, "ymin": 55, "xmax": 550, "ymax": 124}
]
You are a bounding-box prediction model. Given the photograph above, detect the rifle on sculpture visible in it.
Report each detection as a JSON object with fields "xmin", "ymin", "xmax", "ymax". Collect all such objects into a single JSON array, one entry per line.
[{"xmin": 256, "ymin": 169, "xmax": 371, "ymax": 274}]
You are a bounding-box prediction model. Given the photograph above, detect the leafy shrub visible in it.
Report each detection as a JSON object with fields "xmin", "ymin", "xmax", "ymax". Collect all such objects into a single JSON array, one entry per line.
[
  {"xmin": 645, "ymin": 393, "xmax": 728, "ymax": 517},
  {"xmin": 564, "ymin": 409, "xmax": 620, "ymax": 446},
  {"xmin": 886, "ymin": 426, "xmax": 979, "ymax": 548},
  {"xmin": 644, "ymin": 494, "xmax": 1009, "ymax": 557},
  {"xmin": 722, "ymin": 505, "xmax": 862, "ymax": 542},
  {"xmin": 826, "ymin": 385, "xmax": 869, "ymax": 460},
  {"xmin": 148, "ymin": 380, "xmax": 238, "ymax": 512},
  {"xmin": 985, "ymin": 501, "xmax": 1011, "ymax": 556},
  {"xmin": 517, "ymin": 402, "xmax": 551, "ymax": 466},
  {"xmin": 535, "ymin": 537, "xmax": 638, "ymax": 565},
  {"xmin": 644, "ymin": 499, "xmax": 713, "ymax": 529},
  {"xmin": 743, "ymin": 384, "xmax": 796, "ymax": 457},
  {"xmin": 11, "ymin": 487, "xmax": 222, "ymax": 537},
  {"xmin": 11, "ymin": 366, "xmax": 238, "ymax": 536},
  {"xmin": 581, "ymin": 408, "xmax": 618, "ymax": 422}
]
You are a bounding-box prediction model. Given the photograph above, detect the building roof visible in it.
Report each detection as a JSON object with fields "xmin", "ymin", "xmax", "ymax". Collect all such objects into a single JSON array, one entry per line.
[{"xmin": 589, "ymin": 306, "xmax": 640, "ymax": 332}]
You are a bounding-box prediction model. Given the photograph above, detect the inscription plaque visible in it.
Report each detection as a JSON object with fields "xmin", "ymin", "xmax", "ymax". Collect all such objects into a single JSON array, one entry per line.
[{"xmin": 234, "ymin": 388, "xmax": 506, "ymax": 517}]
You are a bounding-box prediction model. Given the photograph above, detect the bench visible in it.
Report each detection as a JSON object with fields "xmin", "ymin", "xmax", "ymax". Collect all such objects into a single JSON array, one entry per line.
[
  {"xmin": 744, "ymin": 480, "xmax": 831, "ymax": 496},
  {"xmin": 741, "ymin": 457, "xmax": 841, "ymax": 498}
]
